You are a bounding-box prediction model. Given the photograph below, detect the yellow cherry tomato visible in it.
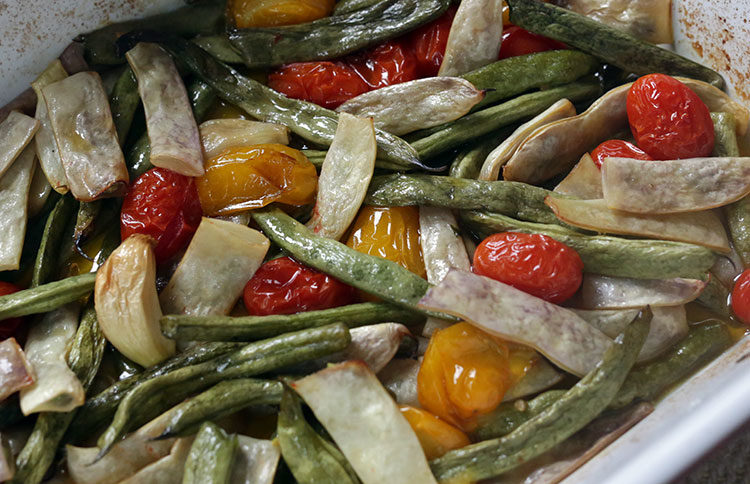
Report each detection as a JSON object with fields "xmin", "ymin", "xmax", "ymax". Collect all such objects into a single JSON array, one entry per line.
[
  {"xmin": 229, "ymin": 0, "xmax": 335, "ymax": 28},
  {"xmin": 399, "ymin": 405, "xmax": 471, "ymax": 459},
  {"xmin": 195, "ymin": 144, "xmax": 317, "ymax": 216}
]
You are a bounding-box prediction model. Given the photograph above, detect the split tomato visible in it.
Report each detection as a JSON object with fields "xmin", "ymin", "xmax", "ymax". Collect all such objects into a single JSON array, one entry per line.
[
  {"xmin": 590, "ymin": 139, "xmax": 654, "ymax": 169},
  {"xmin": 499, "ymin": 26, "xmax": 567, "ymax": 59},
  {"xmin": 348, "ymin": 40, "xmax": 419, "ymax": 89},
  {"xmin": 406, "ymin": 6, "xmax": 457, "ymax": 77},
  {"xmin": 267, "ymin": 62, "xmax": 369, "ymax": 110}
]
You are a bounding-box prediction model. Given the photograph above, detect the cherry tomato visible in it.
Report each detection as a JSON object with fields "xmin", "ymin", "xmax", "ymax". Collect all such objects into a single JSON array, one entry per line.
[
  {"xmin": 731, "ymin": 269, "xmax": 750, "ymax": 325},
  {"xmin": 268, "ymin": 62, "xmax": 370, "ymax": 109},
  {"xmin": 418, "ymin": 322, "xmax": 512, "ymax": 430},
  {"xmin": 626, "ymin": 73, "xmax": 715, "ymax": 160},
  {"xmin": 590, "ymin": 139, "xmax": 654, "ymax": 169},
  {"xmin": 399, "ymin": 405, "xmax": 471, "ymax": 459},
  {"xmin": 473, "ymin": 232, "xmax": 583, "ymax": 304},
  {"xmin": 406, "ymin": 6, "xmax": 457, "ymax": 77},
  {"xmin": 229, "ymin": 0, "xmax": 334, "ymax": 28},
  {"xmin": 347, "ymin": 40, "xmax": 419, "ymax": 90},
  {"xmin": 120, "ymin": 168, "xmax": 203, "ymax": 263},
  {"xmin": 0, "ymin": 282, "xmax": 23, "ymax": 340},
  {"xmin": 498, "ymin": 26, "xmax": 567, "ymax": 60},
  {"xmin": 243, "ymin": 256, "xmax": 355, "ymax": 315}
]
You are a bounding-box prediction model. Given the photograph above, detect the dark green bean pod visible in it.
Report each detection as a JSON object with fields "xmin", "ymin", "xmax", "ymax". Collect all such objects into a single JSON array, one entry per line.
[
  {"xmin": 182, "ymin": 422, "xmax": 238, "ymax": 484},
  {"xmin": 333, "ymin": 0, "xmax": 382, "ymax": 14},
  {"xmin": 76, "ymin": 0, "xmax": 225, "ymax": 66},
  {"xmin": 96, "ymin": 323, "xmax": 350, "ymax": 457},
  {"xmin": 10, "ymin": 304, "xmax": 106, "ymax": 484},
  {"xmin": 157, "ymin": 379, "xmax": 283, "ymax": 439},
  {"xmin": 161, "ymin": 302, "xmax": 424, "ymax": 342},
  {"xmin": 301, "ymin": 149, "xmax": 406, "ymax": 172},
  {"xmin": 711, "ymin": 112, "xmax": 740, "ymax": 158},
  {"xmin": 365, "ymin": 174, "xmax": 563, "ymax": 225},
  {"xmin": 31, "ymin": 195, "xmax": 76, "ymax": 287},
  {"xmin": 227, "ymin": 0, "xmax": 450, "ymax": 68},
  {"xmin": 448, "ymin": 128, "xmax": 515, "ymax": 179},
  {"xmin": 192, "ymin": 35, "xmax": 244, "ymax": 64},
  {"xmin": 460, "ymin": 211, "xmax": 716, "ymax": 280},
  {"xmin": 506, "ymin": 0, "xmax": 724, "ymax": 87},
  {"xmin": 461, "ymin": 50, "xmax": 599, "ymax": 109},
  {"xmin": 430, "ymin": 308, "xmax": 651, "ymax": 483},
  {"xmin": 0, "ymin": 273, "xmax": 96, "ymax": 320},
  {"xmin": 409, "ymin": 82, "xmax": 600, "ymax": 159},
  {"xmin": 133, "ymin": 33, "xmax": 426, "ymax": 171},
  {"xmin": 277, "ymin": 384, "xmax": 360, "ymax": 484},
  {"xmin": 471, "ymin": 390, "xmax": 566, "ymax": 441},
  {"xmin": 110, "ymin": 67, "xmax": 140, "ymax": 144},
  {"xmin": 696, "ymin": 275, "xmax": 732, "ymax": 318}
]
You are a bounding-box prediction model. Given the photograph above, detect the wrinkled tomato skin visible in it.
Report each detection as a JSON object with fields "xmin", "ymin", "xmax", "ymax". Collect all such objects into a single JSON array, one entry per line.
[
  {"xmin": 348, "ymin": 40, "xmax": 419, "ymax": 90},
  {"xmin": 590, "ymin": 139, "xmax": 654, "ymax": 169},
  {"xmin": 0, "ymin": 282, "xmax": 23, "ymax": 340},
  {"xmin": 406, "ymin": 6, "xmax": 457, "ymax": 77},
  {"xmin": 267, "ymin": 61, "xmax": 370, "ymax": 109},
  {"xmin": 120, "ymin": 168, "xmax": 203, "ymax": 264},
  {"xmin": 473, "ymin": 232, "xmax": 583, "ymax": 304},
  {"xmin": 243, "ymin": 257, "xmax": 356, "ymax": 315},
  {"xmin": 626, "ymin": 73, "xmax": 714, "ymax": 160},
  {"xmin": 732, "ymin": 269, "xmax": 750, "ymax": 325},
  {"xmin": 498, "ymin": 26, "xmax": 567, "ymax": 60}
]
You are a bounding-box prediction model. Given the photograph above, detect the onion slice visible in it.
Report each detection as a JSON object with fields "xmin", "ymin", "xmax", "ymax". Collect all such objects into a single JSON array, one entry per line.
[
  {"xmin": 306, "ymin": 113, "xmax": 376, "ymax": 240},
  {"xmin": 438, "ymin": 0, "xmax": 503, "ymax": 76},
  {"xmin": 293, "ymin": 361, "xmax": 437, "ymax": 484},
  {"xmin": 378, "ymin": 358, "xmax": 421, "ymax": 408},
  {"xmin": 554, "ymin": 153, "xmax": 603, "ymax": 199},
  {"xmin": 31, "ymin": 60, "xmax": 69, "ymax": 194},
  {"xmin": 0, "ymin": 145, "xmax": 35, "ymax": 271},
  {"xmin": 418, "ymin": 269, "xmax": 612, "ymax": 376},
  {"xmin": 336, "ymin": 78, "xmax": 484, "ymax": 136},
  {"xmin": 545, "ymin": 197, "xmax": 730, "ymax": 252},
  {"xmin": 0, "ymin": 338, "xmax": 34, "ymax": 403},
  {"xmin": 602, "ymin": 156, "xmax": 750, "ymax": 213},
  {"xmin": 126, "ymin": 42, "xmax": 204, "ymax": 176},
  {"xmin": 339, "ymin": 323, "xmax": 412, "ymax": 373},
  {"xmin": 230, "ymin": 436, "xmax": 280, "ymax": 484},
  {"xmin": 160, "ymin": 218, "xmax": 270, "ymax": 316},
  {"xmin": 43, "ymin": 72, "xmax": 128, "ymax": 201},
  {"xmin": 95, "ymin": 234, "xmax": 175, "ymax": 367},
  {"xmin": 571, "ymin": 274, "xmax": 706, "ymax": 310},
  {"xmin": 0, "ymin": 111, "xmax": 39, "ymax": 179},
  {"xmin": 118, "ymin": 437, "xmax": 194, "ymax": 484},
  {"xmin": 200, "ymin": 119, "xmax": 289, "ymax": 160}
]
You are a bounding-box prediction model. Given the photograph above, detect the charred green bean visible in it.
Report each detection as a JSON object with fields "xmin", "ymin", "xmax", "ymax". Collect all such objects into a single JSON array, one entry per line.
[
  {"xmin": 183, "ymin": 422, "xmax": 238, "ymax": 484},
  {"xmin": 0, "ymin": 273, "xmax": 96, "ymax": 319}
]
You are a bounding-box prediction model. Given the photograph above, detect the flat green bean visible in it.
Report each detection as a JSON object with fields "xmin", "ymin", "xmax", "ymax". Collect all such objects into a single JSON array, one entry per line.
[
  {"xmin": 430, "ymin": 308, "xmax": 651, "ymax": 483},
  {"xmin": 161, "ymin": 302, "xmax": 424, "ymax": 342},
  {"xmin": 110, "ymin": 67, "xmax": 139, "ymax": 144},
  {"xmin": 31, "ymin": 195, "xmax": 76, "ymax": 287},
  {"xmin": 0, "ymin": 273, "xmax": 96, "ymax": 320},
  {"xmin": 182, "ymin": 422, "xmax": 238, "ymax": 484},
  {"xmin": 460, "ymin": 211, "xmax": 716, "ymax": 279}
]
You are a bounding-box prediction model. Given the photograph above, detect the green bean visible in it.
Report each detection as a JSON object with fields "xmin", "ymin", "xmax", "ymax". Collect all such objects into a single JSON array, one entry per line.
[
  {"xmin": 0, "ymin": 273, "xmax": 96, "ymax": 319},
  {"xmin": 11, "ymin": 304, "xmax": 106, "ymax": 484},
  {"xmin": 66, "ymin": 341, "xmax": 243, "ymax": 444},
  {"xmin": 711, "ymin": 112, "xmax": 740, "ymax": 158},
  {"xmin": 227, "ymin": 0, "xmax": 449, "ymax": 68},
  {"xmin": 472, "ymin": 390, "xmax": 567, "ymax": 441},
  {"xmin": 430, "ymin": 308, "xmax": 651, "ymax": 483},
  {"xmin": 31, "ymin": 195, "xmax": 76, "ymax": 287},
  {"xmin": 506, "ymin": 0, "xmax": 724, "ymax": 88},
  {"xmin": 462, "ymin": 50, "xmax": 599, "ymax": 109},
  {"xmin": 110, "ymin": 67, "xmax": 139, "ymax": 144},
  {"xmin": 161, "ymin": 302, "xmax": 424, "ymax": 342},
  {"xmin": 696, "ymin": 275, "xmax": 732, "ymax": 318},
  {"xmin": 142, "ymin": 34, "xmax": 426, "ymax": 171},
  {"xmin": 76, "ymin": 0, "xmax": 225, "ymax": 66},
  {"xmin": 157, "ymin": 379, "xmax": 283, "ymax": 440},
  {"xmin": 610, "ymin": 321, "xmax": 733, "ymax": 409},
  {"xmin": 72, "ymin": 201, "xmax": 109, "ymax": 259},
  {"xmin": 192, "ymin": 36, "xmax": 244, "ymax": 64},
  {"xmin": 365, "ymin": 175, "xmax": 563, "ymax": 225},
  {"xmin": 449, "ymin": 128, "xmax": 514, "ymax": 179},
  {"xmin": 301, "ymin": 149, "xmax": 406, "ymax": 172},
  {"xmin": 333, "ymin": 0, "xmax": 382, "ymax": 14},
  {"xmin": 182, "ymin": 422, "xmax": 238, "ymax": 484},
  {"xmin": 409, "ymin": 82, "xmax": 599, "ymax": 159},
  {"xmin": 97, "ymin": 323, "xmax": 350, "ymax": 457},
  {"xmin": 278, "ymin": 385, "xmax": 360, "ymax": 484},
  {"xmin": 460, "ymin": 211, "xmax": 716, "ymax": 279}
]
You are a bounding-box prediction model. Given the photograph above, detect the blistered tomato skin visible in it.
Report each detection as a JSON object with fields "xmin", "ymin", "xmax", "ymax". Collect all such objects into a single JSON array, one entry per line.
[
  {"xmin": 348, "ymin": 40, "xmax": 419, "ymax": 90},
  {"xmin": 590, "ymin": 139, "xmax": 654, "ymax": 169},
  {"xmin": 406, "ymin": 6, "xmax": 457, "ymax": 78},
  {"xmin": 243, "ymin": 256, "xmax": 356, "ymax": 316},
  {"xmin": 120, "ymin": 168, "xmax": 203, "ymax": 264},
  {"xmin": 732, "ymin": 269, "xmax": 750, "ymax": 325},
  {"xmin": 473, "ymin": 232, "xmax": 583, "ymax": 304},
  {"xmin": 0, "ymin": 282, "xmax": 23, "ymax": 340},
  {"xmin": 268, "ymin": 62, "xmax": 370, "ymax": 109},
  {"xmin": 626, "ymin": 73, "xmax": 715, "ymax": 160},
  {"xmin": 399, "ymin": 405, "xmax": 471, "ymax": 459},
  {"xmin": 498, "ymin": 26, "xmax": 567, "ymax": 60}
]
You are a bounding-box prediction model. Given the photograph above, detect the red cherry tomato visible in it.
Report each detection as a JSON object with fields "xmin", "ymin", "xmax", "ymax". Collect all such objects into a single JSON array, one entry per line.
[
  {"xmin": 626, "ymin": 73, "xmax": 715, "ymax": 160},
  {"xmin": 0, "ymin": 282, "xmax": 23, "ymax": 340},
  {"xmin": 473, "ymin": 232, "xmax": 583, "ymax": 304},
  {"xmin": 406, "ymin": 6, "xmax": 457, "ymax": 77},
  {"xmin": 590, "ymin": 139, "xmax": 654, "ymax": 169},
  {"xmin": 243, "ymin": 256, "xmax": 355, "ymax": 315},
  {"xmin": 348, "ymin": 40, "xmax": 418, "ymax": 90},
  {"xmin": 120, "ymin": 167, "xmax": 203, "ymax": 263},
  {"xmin": 267, "ymin": 61, "xmax": 370, "ymax": 109},
  {"xmin": 498, "ymin": 26, "xmax": 567, "ymax": 60},
  {"xmin": 732, "ymin": 269, "xmax": 750, "ymax": 325}
]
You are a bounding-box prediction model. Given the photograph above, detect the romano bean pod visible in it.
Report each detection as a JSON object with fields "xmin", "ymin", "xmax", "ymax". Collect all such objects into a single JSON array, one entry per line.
[{"xmin": 0, "ymin": 272, "xmax": 96, "ymax": 320}]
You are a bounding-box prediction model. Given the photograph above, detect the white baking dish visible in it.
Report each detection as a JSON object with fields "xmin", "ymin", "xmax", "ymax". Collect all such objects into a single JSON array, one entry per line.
[{"xmin": 0, "ymin": 1, "xmax": 747, "ymax": 482}]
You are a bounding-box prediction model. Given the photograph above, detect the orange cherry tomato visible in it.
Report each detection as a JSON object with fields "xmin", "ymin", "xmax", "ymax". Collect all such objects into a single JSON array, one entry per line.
[
  {"xmin": 399, "ymin": 405, "xmax": 471, "ymax": 459},
  {"xmin": 406, "ymin": 6, "xmax": 457, "ymax": 78},
  {"xmin": 0, "ymin": 282, "xmax": 23, "ymax": 340},
  {"xmin": 473, "ymin": 232, "xmax": 583, "ymax": 304},
  {"xmin": 418, "ymin": 322, "xmax": 513, "ymax": 431},
  {"xmin": 195, "ymin": 144, "xmax": 317, "ymax": 216},
  {"xmin": 590, "ymin": 139, "xmax": 654, "ymax": 169},
  {"xmin": 345, "ymin": 206, "xmax": 426, "ymax": 279},
  {"xmin": 499, "ymin": 26, "xmax": 567, "ymax": 59},
  {"xmin": 268, "ymin": 62, "xmax": 370, "ymax": 110},
  {"xmin": 626, "ymin": 73, "xmax": 715, "ymax": 160},
  {"xmin": 229, "ymin": 0, "xmax": 334, "ymax": 28},
  {"xmin": 732, "ymin": 269, "xmax": 750, "ymax": 325},
  {"xmin": 348, "ymin": 40, "xmax": 419, "ymax": 90}
]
